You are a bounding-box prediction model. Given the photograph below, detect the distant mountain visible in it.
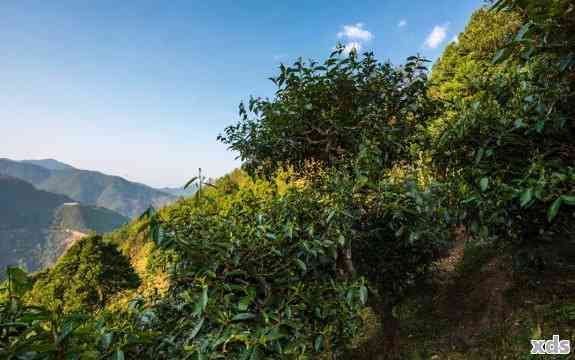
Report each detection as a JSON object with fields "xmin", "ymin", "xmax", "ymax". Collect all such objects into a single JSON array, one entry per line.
[
  {"xmin": 0, "ymin": 158, "xmax": 176, "ymax": 218},
  {"xmin": 0, "ymin": 175, "xmax": 128, "ymax": 273},
  {"xmin": 20, "ymin": 159, "xmax": 77, "ymax": 171},
  {"xmin": 53, "ymin": 202, "xmax": 128, "ymax": 234}
]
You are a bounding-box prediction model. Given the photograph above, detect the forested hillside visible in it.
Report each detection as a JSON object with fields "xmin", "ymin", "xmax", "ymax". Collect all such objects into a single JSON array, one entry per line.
[
  {"xmin": 0, "ymin": 175, "xmax": 128, "ymax": 274},
  {"xmin": 0, "ymin": 159, "xmax": 175, "ymax": 218},
  {"xmin": 1, "ymin": 1, "xmax": 574, "ymax": 359}
]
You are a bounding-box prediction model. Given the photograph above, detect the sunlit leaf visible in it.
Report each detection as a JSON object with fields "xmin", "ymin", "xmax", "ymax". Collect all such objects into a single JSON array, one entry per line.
[{"xmin": 548, "ymin": 197, "xmax": 563, "ymax": 222}]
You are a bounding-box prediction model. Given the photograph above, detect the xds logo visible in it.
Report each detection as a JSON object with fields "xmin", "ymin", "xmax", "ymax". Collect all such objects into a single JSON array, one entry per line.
[{"xmin": 531, "ymin": 335, "xmax": 571, "ymax": 355}]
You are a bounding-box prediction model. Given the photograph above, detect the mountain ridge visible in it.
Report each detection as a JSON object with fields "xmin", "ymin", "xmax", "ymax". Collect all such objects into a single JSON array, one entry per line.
[
  {"xmin": 20, "ymin": 159, "xmax": 77, "ymax": 171},
  {"xmin": 0, "ymin": 158, "xmax": 176, "ymax": 218},
  {"xmin": 0, "ymin": 175, "xmax": 128, "ymax": 273}
]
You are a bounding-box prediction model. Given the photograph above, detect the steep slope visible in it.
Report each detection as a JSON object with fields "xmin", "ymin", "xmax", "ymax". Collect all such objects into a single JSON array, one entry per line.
[
  {"xmin": 0, "ymin": 158, "xmax": 52, "ymax": 185},
  {"xmin": 0, "ymin": 158, "xmax": 176, "ymax": 218},
  {"xmin": 0, "ymin": 175, "xmax": 128, "ymax": 273}
]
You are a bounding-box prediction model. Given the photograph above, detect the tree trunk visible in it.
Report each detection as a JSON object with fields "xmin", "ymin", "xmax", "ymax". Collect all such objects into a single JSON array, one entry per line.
[
  {"xmin": 381, "ymin": 304, "xmax": 400, "ymax": 358},
  {"xmin": 336, "ymin": 246, "xmax": 355, "ymax": 278},
  {"xmin": 369, "ymin": 293, "xmax": 401, "ymax": 359}
]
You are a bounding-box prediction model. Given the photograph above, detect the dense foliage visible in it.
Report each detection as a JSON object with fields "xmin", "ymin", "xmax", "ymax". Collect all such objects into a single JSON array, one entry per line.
[
  {"xmin": 220, "ymin": 45, "xmax": 453, "ymax": 353},
  {"xmin": 29, "ymin": 236, "xmax": 140, "ymax": 312},
  {"xmin": 219, "ymin": 48, "xmax": 434, "ymax": 177},
  {"xmin": 131, "ymin": 171, "xmax": 369, "ymax": 358},
  {"xmin": 1, "ymin": 1, "xmax": 574, "ymax": 358},
  {"xmin": 0, "ymin": 247, "xmax": 146, "ymax": 359},
  {"xmin": 432, "ymin": 0, "xmax": 575, "ymax": 270}
]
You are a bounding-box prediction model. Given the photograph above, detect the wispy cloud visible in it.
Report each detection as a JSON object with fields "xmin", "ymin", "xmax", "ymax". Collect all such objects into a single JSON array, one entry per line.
[
  {"xmin": 424, "ymin": 23, "xmax": 449, "ymax": 49},
  {"xmin": 337, "ymin": 23, "xmax": 373, "ymax": 42},
  {"xmin": 398, "ymin": 19, "xmax": 407, "ymax": 28},
  {"xmin": 337, "ymin": 23, "xmax": 373, "ymax": 54}
]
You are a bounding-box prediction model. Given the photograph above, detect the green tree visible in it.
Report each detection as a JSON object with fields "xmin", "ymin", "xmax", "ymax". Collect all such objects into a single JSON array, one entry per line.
[
  {"xmin": 220, "ymin": 48, "xmax": 452, "ymax": 356},
  {"xmin": 30, "ymin": 235, "xmax": 140, "ymax": 312},
  {"xmin": 1, "ymin": 266, "xmax": 152, "ymax": 359},
  {"xmin": 134, "ymin": 171, "xmax": 368, "ymax": 358},
  {"xmin": 431, "ymin": 2, "xmax": 575, "ymax": 270},
  {"xmin": 219, "ymin": 47, "xmax": 435, "ymax": 177}
]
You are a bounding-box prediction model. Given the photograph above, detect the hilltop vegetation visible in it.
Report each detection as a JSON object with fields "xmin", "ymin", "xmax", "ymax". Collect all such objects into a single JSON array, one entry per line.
[
  {"xmin": 1, "ymin": 1, "xmax": 574, "ymax": 359},
  {"xmin": 29, "ymin": 235, "xmax": 140, "ymax": 313}
]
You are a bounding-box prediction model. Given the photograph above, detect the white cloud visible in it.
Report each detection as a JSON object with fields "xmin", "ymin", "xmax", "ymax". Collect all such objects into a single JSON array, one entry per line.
[
  {"xmin": 337, "ymin": 23, "xmax": 373, "ymax": 55},
  {"xmin": 343, "ymin": 42, "xmax": 362, "ymax": 54},
  {"xmin": 424, "ymin": 23, "xmax": 449, "ymax": 49},
  {"xmin": 337, "ymin": 23, "xmax": 373, "ymax": 42},
  {"xmin": 398, "ymin": 19, "xmax": 407, "ymax": 28},
  {"xmin": 451, "ymin": 35, "xmax": 459, "ymax": 44}
]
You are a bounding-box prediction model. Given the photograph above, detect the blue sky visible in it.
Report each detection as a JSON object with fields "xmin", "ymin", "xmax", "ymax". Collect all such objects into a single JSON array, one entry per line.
[{"xmin": 1, "ymin": 0, "xmax": 484, "ymax": 187}]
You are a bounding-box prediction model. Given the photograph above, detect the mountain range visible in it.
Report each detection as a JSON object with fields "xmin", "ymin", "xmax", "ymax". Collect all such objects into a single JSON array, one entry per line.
[
  {"xmin": 0, "ymin": 175, "xmax": 129, "ymax": 273},
  {"xmin": 0, "ymin": 158, "xmax": 200, "ymax": 273},
  {"xmin": 0, "ymin": 158, "xmax": 177, "ymax": 218}
]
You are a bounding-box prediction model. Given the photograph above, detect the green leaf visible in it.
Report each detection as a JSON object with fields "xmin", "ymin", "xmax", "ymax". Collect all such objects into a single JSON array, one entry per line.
[
  {"xmin": 184, "ymin": 176, "xmax": 199, "ymax": 189},
  {"xmin": 238, "ymin": 295, "xmax": 252, "ymax": 311},
  {"xmin": 535, "ymin": 120, "xmax": 545, "ymax": 133},
  {"xmin": 519, "ymin": 188, "xmax": 533, "ymax": 207},
  {"xmin": 326, "ymin": 209, "xmax": 336, "ymax": 223},
  {"xmin": 479, "ymin": 177, "xmax": 489, "ymax": 192},
  {"xmin": 57, "ymin": 317, "xmax": 82, "ymax": 344},
  {"xmin": 346, "ymin": 290, "xmax": 353, "ymax": 306},
  {"xmin": 193, "ymin": 287, "xmax": 209, "ymax": 316},
  {"xmin": 232, "ymin": 313, "xmax": 256, "ymax": 321},
  {"xmin": 337, "ymin": 234, "xmax": 345, "ymax": 246},
  {"xmin": 474, "ymin": 147, "xmax": 485, "ymax": 165},
  {"xmin": 359, "ymin": 286, "xmax": 368, "ymax": 305},
  {"xmin": 491, "ymin": 0, "xmax": 507, "ymax": 12},
  {"xmin": 559, "ymin": 54, "xmax": 574, "ymax": 72},
  {"xmin": 111, "ymin": 350, "xmax": 125, "ymax": 360},
  {"xmin": 548, "ymin": 197, "xmax": 563, "ymax": 222},
  {"xmin": 314, "ymin": 335, "xmax": 324, "ymax": 352},
  {"xmin": 561, "ymin": 195, "xmax": 575, "ymax": 206},
  {"xmin": 201, "ymin": 286, "xmax": 209, "ymax": 311},
  {"xmin": 189, "ymin": 318, "xmax": 204, "ymax": 340},
  {"xmin": 263, "ymin": 327, "xmax": 284, "ymax": 342},
  {"xmin": 514, "ymin": 23, "xmax": 530, "ymax": 42},
  {"xmin": 295, "ymin": 259, "xmax": 307, "ymax": 272},
  {"xmin": 100, "ymin": 332, "xmax": 113, "ymax": 350},
  {"xmin": 493, "ymin": 47, "xmax": 511, "ymax": 64}
]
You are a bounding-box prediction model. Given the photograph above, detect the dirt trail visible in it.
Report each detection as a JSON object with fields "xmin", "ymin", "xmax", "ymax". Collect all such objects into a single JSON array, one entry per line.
[{"xmin": 433, "ymin": 228, "xmax": 513, "ymax": 346}]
